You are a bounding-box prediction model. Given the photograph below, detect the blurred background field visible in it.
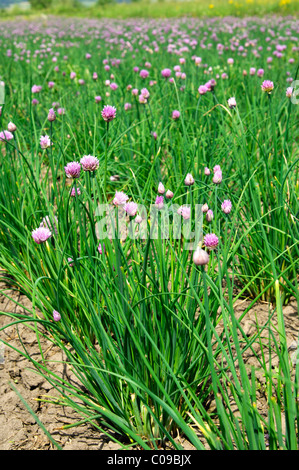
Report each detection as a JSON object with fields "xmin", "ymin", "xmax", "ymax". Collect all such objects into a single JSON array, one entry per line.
[{"xmin": 0, "ymin": 0, "xmax": 298, "ymax": 18}]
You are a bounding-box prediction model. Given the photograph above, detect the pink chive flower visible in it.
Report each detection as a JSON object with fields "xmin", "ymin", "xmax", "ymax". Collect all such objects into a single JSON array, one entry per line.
[
  {"xmin": 0, "ymin": 130, "xmax": 14, "ymax": 142},
  {"xmin": 198, "ymin": 85, "xmax": 208, "ymax": 95},
  {"xmin": 70, "ymin": 72, "xmax": 76, "ymax": 79},
  {"xmin": 98, "ymin": 242, "xmax": 106, "ymax": 255},
  {"xmin": 70, "ymin": 187, "xmax": 81, "ymax": 197},
  {"xmin": 67, "ymin": 257, "xmax": 74, "ymax": 267},
  {"xmin": 53, "ymin": 310, "xmax": 61, "ymax": 322},
  {"xmin": 193, "ymin": 247, "xmax": 209, "ymax": 266},
  {"xmin": 227, "ymin": 97, "xmax": 237, "ymax": 108},
  {"xmin": 124, "ymin": 201, "xmax": 138, "ymax": 217},
  {"xmin": 161, "ymin": 68, "xmax": 172, "ymax": 78},
  {"xmin": 141, "ymin": 88, "xmax": 150, "ymax": 98},
  {"xmin": 155, "ymin": 196, "xmax": 164, "ymax": 209},
  {"xmin": 140, "ymin": 69, "xmax": 149, "ymax": 79},
  {"xmin": 40, "ymin": 135, "xmax": 51, "ymax": 149},
  {"xmin": 101, "ymin": 105, "xmax": 116, "ymax": 122},
  {"xmin": 80, "ymin": 155, "xmax": 99, "ymax": 172},
  {"xmin": 204, "ymin": 233, "xmax": 219, "ymax": 249},
  {"xmin": 132, "ymin": 88, "xmax": 139, "ymax": 96},
  {"xmin": 261, "ymin": 80, "xmax": 274, "ymax": 93},
  {"xmin": 213, "ymin": 170, "xmax": 222, "ymax": 184},
  {"xmin": 32, "ymin": 226, "xmax": 52, "ymax": 244},
  {"xmin": 184, "ymin": 173, "xmax": 195, "ymax": 186},
  {"xmin": 113, "ymin": 191, "xmax": 129, "ymax": 206},
  {"xmin": 139, "ymin": 94, "xmax": 147, "ymax": 104},
  {"xmin": 48, "ymin": 108, "xmax": 56, "ymax": 122},
  {"xmin": 178, "ymin": 206, "xmax": 191, "ymax": 220},
  {"xmin": 95, "ymin": 96, "xmax": 102, "ymax": 103},
  {"xmin": 110, "ymin": 82, "xmax": 118, "ymax": 90},
  {"xmin": 31, "ymin": 84, "xmax": 42, "ymax": 93},
  {"xmin": 165, "ymin": 189, "xmax": 174, "ymax": 199},
  {"xmin": 221, "ymin": 200, "xmax": 232, "ymax": 214},
  {"xmin": 48, "ymin": 81, "xmax": 55, "ymax": 89},
  {"xmin": 204, "ymin": 167, "xmax": 210, "ymax": 176},
  {"xmin": 124, "ymin": 103, "xmax": 132, "ymax": 111},
  {"xmin": 64, "ymin": 161, "xmax": 81, "ymax": 179},
  {"xmin": 286, "ymin": 87, "xmax": 293, "ymax": 98},
  {"xmin": 172, "ymin": 110, "xmax": 180, "ymax": 120},
  {"xmin": 257, "ymin": 68, "xmax": 264, "ymax": 77}
]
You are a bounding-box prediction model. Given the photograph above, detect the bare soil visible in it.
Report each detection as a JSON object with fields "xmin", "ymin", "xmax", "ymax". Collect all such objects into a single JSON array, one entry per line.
[{"xmin": 0, "ymin": 282, "xmax": 298, "ymax": 450}]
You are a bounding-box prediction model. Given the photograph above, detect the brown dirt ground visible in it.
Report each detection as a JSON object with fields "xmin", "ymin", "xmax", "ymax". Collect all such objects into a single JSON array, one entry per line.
[{"xmin": 0, "ymin": 282, "xmax": 298, "ymax": 450}]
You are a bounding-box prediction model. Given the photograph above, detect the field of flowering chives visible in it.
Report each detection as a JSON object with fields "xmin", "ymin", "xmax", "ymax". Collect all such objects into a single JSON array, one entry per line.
[{"xmin": 0, "ymin": 15, "xmax": 298, "ymax": 450}]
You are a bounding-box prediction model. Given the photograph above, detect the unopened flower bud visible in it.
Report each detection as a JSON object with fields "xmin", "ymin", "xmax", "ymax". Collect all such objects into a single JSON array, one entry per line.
[{"xmin": 193, "ymin": 247, "xmax": 209, "ymax": 266}]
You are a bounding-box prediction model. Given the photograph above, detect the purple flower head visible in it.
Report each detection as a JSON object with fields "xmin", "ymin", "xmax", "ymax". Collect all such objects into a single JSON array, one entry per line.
[
  {"xmin": 140, "ymin": 69, "xmax": 149, "ymax": 79},
  {"xmin": 286, "ymin": 87, "xmax": 293, "ymax": 98},
  {"xmin": 257, "ymin": 68, "xmax": 264, "ymax": 77},
  {"xmin": 141, "ymin": 88, "xmax": 150, "ymax": 98},
  {"xmin": 40, "ymin": 215, "xmax": 58, "ymax": 235},
  {"xmin": 48, "ymin": 81, "xmax": 55, "ymax": 89},
  {"xmin": 40, "ymin": 135, "xmax": 51, "ymax": 149},
  {"xmin": 172, "ymin": 110, "xmax": 180, "ymax": 120},
  {"xmin": 48, "ymin": 108, "xmax": 56, "ymax": 122},
  {"xmin": 113, "ymin": 191, "xmax": 129, "ymax": 206},
  {"xmin": 80, "ymin": 155, "xmax": 99, "ymax": 172},
  {"xmin": 71, "ymin": 186, "xmax": 81, "ymax": 197},
  {"xmin": 213, "ymin": 170, "xmax": 222, "ymax": 184},
  {"xmin": 221, "ymin": 199, "xmax": 232, "ymax": 214},
  {"xmin": 204, "ymin": 233, "xmax": 219, "ymax": 250},
  {"xmin": 101, "ymin": 105, "xmax": 116, "ymax": 122},
  {"xmin": 53, "ymin": 310, "xmax": 61, "ymax": 322},
  {"xmin": 124, "ymin": 103, "xmax": 132, "ymax": 111},
  {"xmin": 178, "ymin": 206, "xmax": 191, "ymax": 220},
  {"xmin": 161, "ymin": 68, "xmax": 171, "ymax": 78},
  {"xmin": 0, "ymin": 130, "xmax": 14, "ymax": 142},
  {"xmin": 64, "ymin": 161, "xmax": 81, "ymax": 179},
  {"xmin": 110, "ymin": 82, "xmax": 118, "ymax": 90},
  {"xmin": 204, "ymin": 167, "xmax": 210, "ymax": 176},
  {"xmin": 155, "ymin": 196, "xmax": 164, "ymax": 209},
  {"xmin": 261, "ymin": 80, "xmax": 274, "ymax": 93},
  {"xmin": 198, "ymin": 85, "xmax": 208, "ymax": 95},
  {"xmin": 95, "ymin": 96, "xmax": 102, "ymax": 103},
  {"xmin": 124, "ymin": 201, "xmax": 138, "ymax": 217},
  {"xmin": 31, "ymin": 84, "xmax": 42, "ymax": 93},
  {"xmin": 98, "ymin": 242, "xmax": 106, "ymax": 255},
  {"xmin": 32, "ymin": 226, "xmax": 52, "ymax": 244}
]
